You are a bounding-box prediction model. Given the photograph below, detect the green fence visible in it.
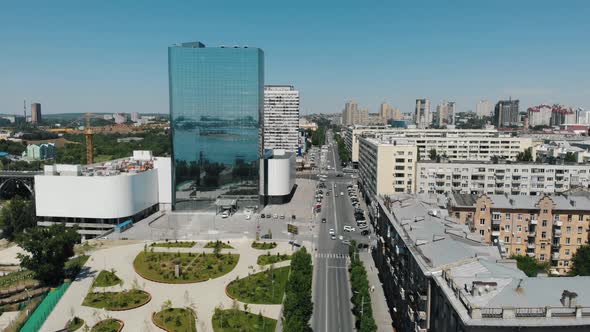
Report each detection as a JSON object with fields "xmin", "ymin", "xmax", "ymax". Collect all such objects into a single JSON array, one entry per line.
[{"xmin": 20, "ymin": 282, "xmax": 71, "ymax": 332}]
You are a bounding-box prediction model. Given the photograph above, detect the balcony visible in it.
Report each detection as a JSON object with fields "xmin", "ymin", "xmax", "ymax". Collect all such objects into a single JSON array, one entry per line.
[
  {"xmin": 554, "ymin": 220, "xmax": 563, "ymax": 227},
  {"xmin": 491, "ymin": 231, "xmax": 500, "ymax": 237},
  {"xmin": 552, "ymin": 252, "xmax": 560, "ymax": 260},
  {"xmin": 528, "ymin": 231, "xmax": 536, "ymax": 237},
  {"xmin": 527, "ymin": 252, "xmax": 535, "ymax": 257},
  {"xmin": 530, "ymin": 219, "xmax": 538, "ymax": 225},
  {"xmin": 552, "ymin": 243, "xmax": 561, "ymax": 249},
  {"xmin": 527, "ymin": 242, "xmax": 535, "ymax": 249},
  {"xmin": 554, "ymin": 229, "xmax": 562, "ymax": 237}
]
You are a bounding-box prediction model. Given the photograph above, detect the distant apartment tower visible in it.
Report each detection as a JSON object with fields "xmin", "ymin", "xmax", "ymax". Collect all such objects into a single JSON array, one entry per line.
[
  {"xmin": 263, "ymin": 85, "xmax": 300, "ymax": 152},
  {"xmin": 475, "ymin": 99, "xmax": 493, "ymax": 118},
  {"xmin": 131, "ymin": 112, "xmax": 140, "ymax": 122},
  {"xmin": 113, "ymin": 113, "xmax": 127, "ymax": 124},
  {"xmin": 379, "ymin": 102, "xmax": 401, "ymax": 124},
  {"xmin": 435, "ymin": 101, "xmax": 455, "ymax": 127},
  {"xmin": 414, "ymin": 98, "xmax": 431, "ymax": 129},
  {"xmin": 494, "ymin": 99, "xmax": 520, "ymax": 128},
  {"xmin": 31, "ymin": 103, "xmax": 42, "ymax": 124},
  {"xmin": 342, "ymin": 101, "xmax": 358, "ymax": 125}
]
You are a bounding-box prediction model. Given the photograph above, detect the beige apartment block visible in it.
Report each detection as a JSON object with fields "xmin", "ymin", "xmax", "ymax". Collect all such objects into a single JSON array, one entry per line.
[
  {"xmin": 449, "ymin": 192, "xmax": 590, "ymax": 275},
  {"xmin": 358, "ymin": 137, "xmax": 417, "ymax": 199}
]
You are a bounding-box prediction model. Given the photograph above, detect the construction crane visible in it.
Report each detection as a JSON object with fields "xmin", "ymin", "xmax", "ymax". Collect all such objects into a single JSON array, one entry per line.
[{"xmin": 85, "ymin": 112, "xmax": 94, "ymax": 164}]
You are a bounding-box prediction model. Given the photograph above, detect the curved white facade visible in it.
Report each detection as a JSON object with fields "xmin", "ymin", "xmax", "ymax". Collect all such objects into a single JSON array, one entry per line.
[
  {"xmin": 35, "ymin": 169, "xmax": 159, "ymax": 219},
  {"xmin": 265, "ymin": 157, "xmax": 295, "ymax": 196}
]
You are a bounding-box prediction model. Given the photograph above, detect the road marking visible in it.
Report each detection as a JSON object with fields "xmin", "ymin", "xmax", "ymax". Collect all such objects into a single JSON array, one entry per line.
[
  {"xmin": 336, "ymin": 262, "xmax": 341, "ymax": 332},
  {"xmin": 325, "ymin": 263, "xmax": 329, "ymax": 332},
  {"xmin": 332, "ymin": 182, "xmax": 338, "ymax": 235}
]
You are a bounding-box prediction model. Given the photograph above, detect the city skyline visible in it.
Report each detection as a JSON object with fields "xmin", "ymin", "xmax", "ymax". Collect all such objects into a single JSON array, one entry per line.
[{"xmin": 1, "ymin": 1, "xmax": 589, "ymax": 115}]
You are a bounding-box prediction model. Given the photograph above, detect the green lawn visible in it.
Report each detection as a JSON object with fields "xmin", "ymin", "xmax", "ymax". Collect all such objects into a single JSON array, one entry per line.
[
  {"xmin": 251, "ymin": 241, "xmax": 277, "ymax": 250},
  {"xmin": 257, "ymin": 253, "xmax": 291, "ymax": 265},
  {"xmin": 226, "ymin": 266, "xmax": 289, "ymax": 304},
  {"xmin": 91, "ymin": 318, "xmax": 122, "ymax": 332},
  {"xmin": 66, "ymin": 316, "xmax": 84, "ymax": 331},
  {"xmin": 153, "ymin": 308, "xmax": 197, "ymax": 332},
  {"xmin": 93, "ymin": 270, "xmax": 122, "ymax": 287},
  {"xmin": 204, "ymin": 240, "xmax": 234, "ymax": 249},
  {"xmin": 82, "ymin": 289, "xmax": 151, "ymax": 310},
  {"xmin": 134, "ymin": 251, "xmax": 239, "ymax": 283},
  {"xmin": 151, "ymin": 241, "xmax": 196, "ymax": 248},
  {"xmin": 212, "ymin": 309, "xmax": 276, "ymax": 332},
  {"xmin": 0, "ymin": 270, "xmax": 36, "ymax": 289}
]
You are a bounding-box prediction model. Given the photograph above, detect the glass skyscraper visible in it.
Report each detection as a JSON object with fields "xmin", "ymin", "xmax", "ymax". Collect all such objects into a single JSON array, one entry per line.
[{"xmin": 168, "ymin": 42, "xmax": 264, "ymax": 210}]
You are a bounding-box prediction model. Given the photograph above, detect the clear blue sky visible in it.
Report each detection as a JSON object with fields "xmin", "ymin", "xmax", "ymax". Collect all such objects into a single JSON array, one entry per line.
[{"xmin": 1, "ymin": 0, "xmax": 588, "ymax": 115}]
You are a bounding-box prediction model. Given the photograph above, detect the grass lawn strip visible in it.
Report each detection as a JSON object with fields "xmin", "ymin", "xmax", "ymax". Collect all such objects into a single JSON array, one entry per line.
[
  {"xmin": 153, "ymin": 307, "xmax": 197, "ymax": 332},
  {"xmin": 91, "ymin": 318, "xmax": 123, "ymax": 332},
  {"xmin": 83, "ymin": 289, "xmax": 151, "ymax": 310},
  {"xmin": 204, "ymin": 241, "xmax": 234, "ymax": 249},
  {"xmin": 226, "ymin": 266, "xmax": 289, "ymax": 304},
  {"xmin": 66, "ymin": 316, "xmax": 84, "ymax": 331},
  {"xmin": 212, "ymin": 309, "xmax": 276, "ymax": 332},
  {"xmin": 251, "ymin": 241, "xmax": 277, "ymax": 250},
  {"xmin": 151, "ymin": 241, "xmax": 196, "ymax": 248},
  {"xmin": 93, "ymin": 270, "xmax": 122, "ymax": 287},
  {"xmin": 134, "ymin": 251, "xmax": 239, "ymax": 283},
  {"xmin": 257, "ymin": 253, "xmax": 291, "ymax": 265}
]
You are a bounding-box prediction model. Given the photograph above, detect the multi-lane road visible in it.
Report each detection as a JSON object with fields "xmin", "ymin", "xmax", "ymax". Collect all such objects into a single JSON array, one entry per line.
[{"xmin": 312, "ymin": 131, "xmax": 366, "ymax": 332}]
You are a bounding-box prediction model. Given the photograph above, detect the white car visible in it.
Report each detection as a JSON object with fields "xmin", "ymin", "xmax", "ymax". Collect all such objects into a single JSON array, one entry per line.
[
  {"xmin": 245, "ymin": 214, "xmax": 251, "ymax": 220},
  {"xmin": 221, "ymin": 211, "xmax": 229, "ymax": 218},
  {"xmin": 343, "ymin": 226, "xmax": 355, "ymax": 232},
  {"xmin": 329, "ymin": 228, "xmax": 335, "ymax": 235},
  {"xmin": 338, "ymin": 235, "xmax": 344, "ymax": 241},
  {"xmin": 340, "ymin": 192, "xmax": 344, "ymax": 196}
]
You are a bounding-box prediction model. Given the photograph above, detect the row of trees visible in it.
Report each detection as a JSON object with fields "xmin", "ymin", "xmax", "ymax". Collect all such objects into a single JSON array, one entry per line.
[
  {"xmin": 349, "ymin": 241, "xmax": 377, "ymax": 332},
  {"xmin": 511, "ymin": 246, "xmax": 590, "ymax": 277},
  {"xmin": 283, "ymin": 247, "xmax": 313, "ymax": 332},
  {"xmin": 334, "ymin": 133, "xmax": 350, "ymax": 164},
  {"xmin": 0, "ymin": 197, "xmax": 79, "ymax": 285}
]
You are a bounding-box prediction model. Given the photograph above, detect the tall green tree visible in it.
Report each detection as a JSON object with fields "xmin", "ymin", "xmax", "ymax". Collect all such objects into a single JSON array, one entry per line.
[
  {"xmin": 283, "ymin": 247, "xmax": 313, "ymax": 332},
  {"xmin": 428, "ymin": 148, "xmax": 437, "ymax": 161},
  {"xmin": 0, "ymin": 197, "xmax": 36, "ymax": 240},
  {"xmin": 17, "ymin": 224, "xmax": 79, "ymax": 285},
  {"xmin": 571, "ymin": 245, "xmax": 590, "ymax": 276}
]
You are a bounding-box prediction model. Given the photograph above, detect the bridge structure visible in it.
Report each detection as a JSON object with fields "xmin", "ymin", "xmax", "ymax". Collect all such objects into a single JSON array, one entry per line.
[{"xmin": 0, "ymin": 171, "xmax": 42, "ymax": 198}]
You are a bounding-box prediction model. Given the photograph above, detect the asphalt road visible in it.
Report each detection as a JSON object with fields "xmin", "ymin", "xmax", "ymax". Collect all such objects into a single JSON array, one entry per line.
[{"xmin": 312, "ymin": 131, "xmax": 366, "ymax": 332}]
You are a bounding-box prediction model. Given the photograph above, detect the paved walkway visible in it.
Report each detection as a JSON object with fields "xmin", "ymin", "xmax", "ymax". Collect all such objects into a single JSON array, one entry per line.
[
  {"xmin": 41, "ymin": 239, "xmax": 306, "ymax": 332},
  {"xmin": 360, "ymin": 251, "xmax": 393, "ymax": 332}
]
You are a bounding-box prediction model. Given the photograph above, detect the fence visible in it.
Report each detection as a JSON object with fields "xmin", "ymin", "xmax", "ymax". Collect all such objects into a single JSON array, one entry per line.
[{"xmin": 19, "ymin": 282, "xmax": 71, "ymax": 332}]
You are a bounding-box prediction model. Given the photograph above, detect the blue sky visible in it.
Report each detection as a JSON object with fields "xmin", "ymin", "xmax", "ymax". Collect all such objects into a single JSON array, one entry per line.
[{"xmin": 1, "ymin": 0, "xmax": 588, "ymax": 115}]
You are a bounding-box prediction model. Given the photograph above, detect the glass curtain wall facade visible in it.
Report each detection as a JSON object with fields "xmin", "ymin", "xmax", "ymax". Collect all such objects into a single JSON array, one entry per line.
[{"xmin": 168, "ymin": 42, "xmax": 264, "ymax": 210}]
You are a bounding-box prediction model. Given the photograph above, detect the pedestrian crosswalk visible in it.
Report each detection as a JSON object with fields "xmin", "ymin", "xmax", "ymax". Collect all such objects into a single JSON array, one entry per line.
[{"xmin": 315, "ymin": 252, "xmax": 349, "ymax": 259}]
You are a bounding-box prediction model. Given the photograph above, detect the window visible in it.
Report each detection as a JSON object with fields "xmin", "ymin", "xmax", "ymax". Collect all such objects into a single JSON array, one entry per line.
[
  {"xmin": 504, "ymin": 236, "xmax": 510, "ymax": 242},
  {"xmin": 543, "ymin": 209, "xmax": 548, "ymax": 213},
  {"xmin": 480, "ymin": 219, "xmax": 486, "ymax": 225},
  {"xmin": 566, "ymin": 226, "xmax": 571, "ymax": 234},
  {"xmin": 565, "ymin": 261, "xmax": 570, "ymax": 267},
  {"xmin": 577, "ymin": 238, "xmax": 582, "ymax": 245},
  {"xmin": 480, "ymin": 206, "xmax": 486, "ymax": 212},
  {"xmin": 565, "ymin": 249, "xmax": 570, "ymax": 256},
  {"xmin": 578, "ymin": 227, "xmax": 583, "ymax": 234},
  {"xmin": 541, "ymin": 231, "xmax": 547, "ymax": 239},
  {"xmin": 518, "ymin": 214, "xmax": 523, "ymax": 220},
  {"xmin": 505, "ymin": 225, "xmax": 511, "ymax": 231},
  {"xmin": 566, "ymin": 237, "xmax": 571, "ymax": 244},
  {"xmin": 517, "ymin": 225, "xmax": 522, "ymax": 232},
  {"xmin": 579, "ymin": 215, "xmax": 584, "ymax": 222},
  {"xmin": 515, "ymin": 248, "xmax": 521, "ymax": 254},
  {"xmin": 540, "ymin": 254, "xmax": 545, "ymax": 261},
  {"xmin": 540, "ymin": 243, "xmax": 546, "ymax": 250},
  {"xmin": 479, "ymin": 230, "xmax": 485, "ymax": 236},
  {"xmin": 395, "ymin": 158, "xmax": 405, "ymax": 163},
  {"xmin": 493, "ymin": 213, "xmax": 501, "ymax": 220},
  {"xmin": 506, "ymin": 213, "xmax": 511, "ymax": 220},
  {"xmin": 516, "ymin": 237, "xmax": 521, "ymax": 244},
  {"xmin": 542, "ymin": 220, "xmax": 547, "ymax": 227}
]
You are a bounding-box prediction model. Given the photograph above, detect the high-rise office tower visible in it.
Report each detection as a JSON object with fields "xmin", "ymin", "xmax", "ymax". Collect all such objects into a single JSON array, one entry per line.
[
  {"xmin": 414, "ymin": 99, "xmax": 431, "ymax": 129},
  {"xmin": 264, "ymin": 85, "xmax": 299, "ymax": 152},
  {"xmin": 379, "ymin": 102, "xmax": 401, "ymax": 124},
  {"xmin": 494, "ymin": 99, "xmax": 520, "ymax": 128},
  {"xmin": 475, "ymin": 99, "xmax": 493, "ymax": 118},
  {"xmin": 342, "ymin": 101, "xmax": 358, "ymax": 125},
  {"xmin": 435, "ymin": 101, "xmax": 455, "ymax": 127},
  {"xmin": 168, "ymin": 41, "xmax": 264, "ymax": 210},
  {"xmin": 31, "ymin": 103, "xmax": 42, "ymax": 124}
]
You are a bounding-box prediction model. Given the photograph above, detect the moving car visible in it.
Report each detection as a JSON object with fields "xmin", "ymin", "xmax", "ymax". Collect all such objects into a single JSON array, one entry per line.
[
  {"xmin": 341, "ymin": 239, "xmax": 351, "ymax": 246},
  {"xmin": 266, "ymin": 213, "xmax": 271, "ymax": 218},
  {"xmin": 329, "ymin": 228, "xmax": 335, "ymax": 235},
  {"xmin": 260, "ymin": 214, "xmax": 266, "ymax": 219},
  {"xmin": 361, "ymin": 230, "xmax": 370, "ymax": 236},
  {"xmin": 343, "ymin": 225, "xmax": 355, "ymax": 232},
  {"xmin": 331, "ymin": 234, "xmax": 336, "ymax": 240},
  {"xmin": 357, "ymin": 243, "xmax": 369, "ymax": 249},
  {"xmin": 340, "ymin": 192, "xmax": 344, "ymax": 196},
  {"xmin": 322, "ymin": 218, "xmax": 327, "ymax": 223}
]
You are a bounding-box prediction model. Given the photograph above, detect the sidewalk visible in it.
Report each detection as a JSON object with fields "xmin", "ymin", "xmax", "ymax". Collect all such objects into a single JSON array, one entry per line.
[{"xmin": 360, "ymin": 251, "xmax": 393, "ymax": 332}]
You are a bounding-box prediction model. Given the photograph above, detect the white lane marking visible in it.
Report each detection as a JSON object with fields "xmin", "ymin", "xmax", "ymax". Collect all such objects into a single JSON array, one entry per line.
[
  {"xmin": 325, "ymin": 264, "xmax": 329, "ymax": 332},
  {"xmin": 332, "ymin": 182, "xmax": 339, "ymax": 236},
  {"xmin": 336, "ymin": 264, "xmax": 341, "ymax": 332}
]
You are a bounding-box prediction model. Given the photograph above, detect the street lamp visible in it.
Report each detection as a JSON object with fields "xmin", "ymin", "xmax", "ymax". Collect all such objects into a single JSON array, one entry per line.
[{"xmin": 353, "ymin": 290, "xmax": 371, "ymax": 320}]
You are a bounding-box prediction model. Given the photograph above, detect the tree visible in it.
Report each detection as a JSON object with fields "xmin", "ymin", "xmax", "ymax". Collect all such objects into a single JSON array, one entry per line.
[
  {"xmin": 564, "ymin": 152, "xmax": 577, "ymax": 163},
  {"xmin": 16, "ymin": 224, "xmax": 79, "ymax": 285},
  {"xmin": 510, "ymin": 254, "xmax": 548, "ymax": 277},
  {"xmin": 571, "ymin": 245, "xmax": 590, "ymax": 276},
  {"xmin": 517, "ymin": 147, "xmax": 533, "ymax": 162},
  {"xmin": 0, "ymin": 197, "xmax": 36, "ymax": 241},
  {"xmin": 428, "ymin": 149, "xmax": 437, "ymax": 161}
]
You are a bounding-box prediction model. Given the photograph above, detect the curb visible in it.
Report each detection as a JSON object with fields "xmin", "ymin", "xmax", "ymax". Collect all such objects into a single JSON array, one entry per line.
[{"xmin": 151, "ymin": 308, "xmax": 197, "ymax": 332}]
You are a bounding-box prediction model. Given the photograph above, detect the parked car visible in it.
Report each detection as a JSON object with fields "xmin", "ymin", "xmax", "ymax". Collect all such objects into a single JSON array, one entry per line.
[
  {"xmin": 322, "ymin": 218, "xmax": 327, "ymax": 223},
  {"xmin": 343, "ymin": 225, "xmax": 355, "ymax": 232},
  {"xmin": 261, "ymin": 214, "xmax": 266, "ymax": 219},
  {"xmin": 245, "ymin": 214, "xmax": 251, "ymax": 220},
  {"xmin": 331, "ymin": 234, "xmax": 336, "ymax": 240},
  {"xmin": 357, "ymin": 243, "xmax": 369, "ymax": 249},
  {"xmin": 340, "ymin": 192, "xmax": 344, "ymax": 196},
  {"xmin": 361, "ymin": 230, "xmax": 370, "ymax": 236},
  {"xmin": 329, "ymin": 228, "xmax": 335, "ymax": 235},
  {"xmin": 221, "ymin": 211, "xmax": 229, "ymax": 218},
  {"xmin": 273, "ymin": 213, "xmax": 278, "ymax": 219},
  {"xmin": 291, "ymin": 214, "xmax": 296, "ymax": 220},
  {"xmin": 261, "ymin": 233, "xmax": 272, "ymax": 239},
  {"xmin": 341, "ymin": 239, "xmax": 351, "ymax": 245},
  {"xmin": 266, "ymin": 213, "xmax": 271, "ymax": 218}
]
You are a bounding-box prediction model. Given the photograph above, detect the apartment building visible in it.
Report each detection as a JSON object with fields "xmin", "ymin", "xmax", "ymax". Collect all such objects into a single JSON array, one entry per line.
[
  {"xmin": 358, "ymin": 137, "xmax": 417, "ymax": 199},
  {"xmin": 347, "ymin": 128, "xmax": 532, "ymax": 167},
  {"xmin": 372, "ymin": 193, "xmax": 590, "ymax": 332},
  {"xmin": 414, "ymin": 98, "xmax": 432, "ymax": 129},
  {"xmin": 263, "ymin": 85, "xmax": 300, "ymax": 152},
  {"xmin": 417, "ymin": 161, "xmax": 590, "ymax": 195},
  {"xmin": 449, "ymin": 193, "xmax": 590, "ymax": 275}
]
